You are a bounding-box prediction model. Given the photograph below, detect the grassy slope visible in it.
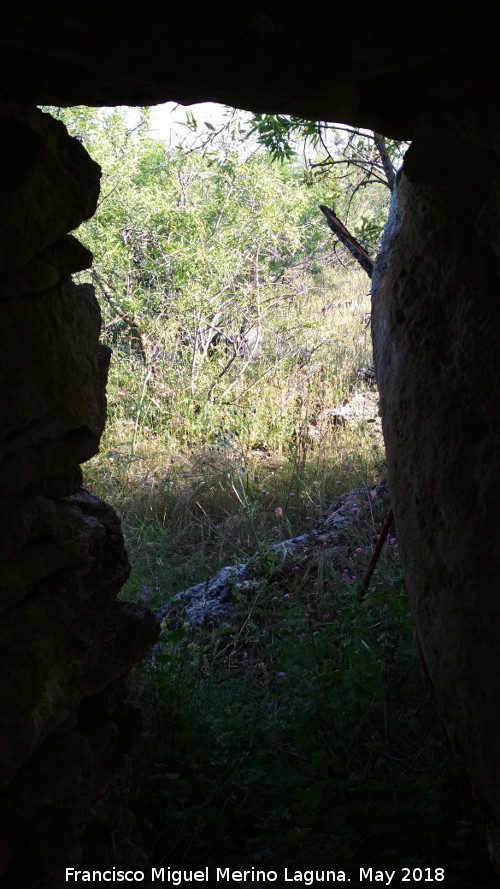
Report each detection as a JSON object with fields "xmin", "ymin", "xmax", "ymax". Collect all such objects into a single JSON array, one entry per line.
[{"xmin": 83, "ymin": 268, "xmax": 494, "ymax": 885}]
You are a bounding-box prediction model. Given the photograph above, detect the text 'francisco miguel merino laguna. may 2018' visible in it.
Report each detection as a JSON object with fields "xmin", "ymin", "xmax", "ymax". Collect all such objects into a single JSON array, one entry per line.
[{"xmin": 65, "ymin": 865, "xmax": 446, "ymax": 885}]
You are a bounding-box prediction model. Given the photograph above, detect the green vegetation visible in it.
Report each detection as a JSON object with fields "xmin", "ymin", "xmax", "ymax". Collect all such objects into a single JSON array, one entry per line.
[
  {"xmin": 47, "ymin": 106, "xmax": 492, "ymax": 882},
  {"xmin": 138, "ymin": 584, "xmax": 486, "ymax": 880}
]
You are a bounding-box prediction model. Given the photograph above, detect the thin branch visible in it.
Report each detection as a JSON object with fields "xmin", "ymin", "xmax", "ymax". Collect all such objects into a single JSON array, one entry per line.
[
  {"xmin": 91, "ymin": 269, "xmax": 148, "ymax": 364},
  {"xmin": 373, "ymin": 133, "xmax": 397, "ymax": 191},
  {"xmin": 360, "ymin": 507, "xmax": 394, "ymax": 596}
]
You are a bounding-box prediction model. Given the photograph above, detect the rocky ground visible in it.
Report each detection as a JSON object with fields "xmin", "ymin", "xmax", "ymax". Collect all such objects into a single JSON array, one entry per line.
[{"xmin": 156, "ymin": 480, "xmax": 392, "ymax": 631}]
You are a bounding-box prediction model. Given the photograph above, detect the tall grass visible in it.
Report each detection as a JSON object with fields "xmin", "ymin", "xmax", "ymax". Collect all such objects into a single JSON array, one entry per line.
[{"xmin": 85, "ymin": 268, "xmax": 380, "ymax": 598}]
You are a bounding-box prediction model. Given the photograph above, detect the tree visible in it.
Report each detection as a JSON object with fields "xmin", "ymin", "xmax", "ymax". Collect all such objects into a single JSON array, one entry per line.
[
  {"xmin": 243, "ymin": 114, "xmax": 407, "ymax": 265},
  {"xmin": 41, "ymin": 106, "xmax": 345, "ymax": 405}
]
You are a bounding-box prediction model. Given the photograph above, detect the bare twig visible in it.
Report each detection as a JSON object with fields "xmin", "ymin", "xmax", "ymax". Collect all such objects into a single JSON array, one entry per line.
[
  {"xmin": 91, "ymin": 269, "xmax": 148, "ymax": 364},
  {"xmin": 360, "ymin": 508, "xmax": 394, "ymax": 596}
]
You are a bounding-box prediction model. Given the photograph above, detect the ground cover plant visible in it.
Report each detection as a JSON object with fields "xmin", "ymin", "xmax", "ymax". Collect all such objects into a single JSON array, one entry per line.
[{"xmin": 50, "ymin": 105, "xmax": 496, "ymax": 885}]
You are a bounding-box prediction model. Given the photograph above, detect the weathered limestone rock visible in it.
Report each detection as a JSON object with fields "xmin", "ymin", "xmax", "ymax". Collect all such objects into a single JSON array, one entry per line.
[
  {"xmin": 1, "ymin": 7, "xmax": 499, "ymax": 141},
  {"xmin": 158, "ymin": 483, "xmax": 390, "ymax": 629},
  {"xmin": 0, "ymin": 106, "xmax": 100, "ymax": 274},
  {"xmin": 372, "ymin": 113, "xmax": 500, "ymax": 872},
  {"xmin": 0, "ymin": 281, "xmax": 109, "ymax": 494},
  {"xmin": 0, "ymin": 106, "xmax": 159, "ymax": 888}
]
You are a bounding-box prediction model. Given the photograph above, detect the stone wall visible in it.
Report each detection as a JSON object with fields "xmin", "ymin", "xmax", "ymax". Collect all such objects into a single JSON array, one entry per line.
[
  {"xmin": 0, "ymin": 105, "xmax": 159, "ymax": 888},
  {"xmin": 372, "ymin": 100, "xmax": 500, "ymax": 873}
]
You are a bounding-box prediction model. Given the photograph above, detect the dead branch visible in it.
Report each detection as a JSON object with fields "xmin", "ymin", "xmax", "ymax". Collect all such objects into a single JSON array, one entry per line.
[{"xmin": 319, "ymin": 205, "xmax": 375, "ymax": 278}]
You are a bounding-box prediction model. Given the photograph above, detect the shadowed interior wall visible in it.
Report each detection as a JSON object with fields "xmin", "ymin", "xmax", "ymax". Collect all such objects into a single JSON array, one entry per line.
[
  {"xmin": 1, "ymin": 5, "xmax": 500, "ymax": 884},
  {"xmin": 0, "ymin": 106, "xmax": 159, "ymax": 887}
]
